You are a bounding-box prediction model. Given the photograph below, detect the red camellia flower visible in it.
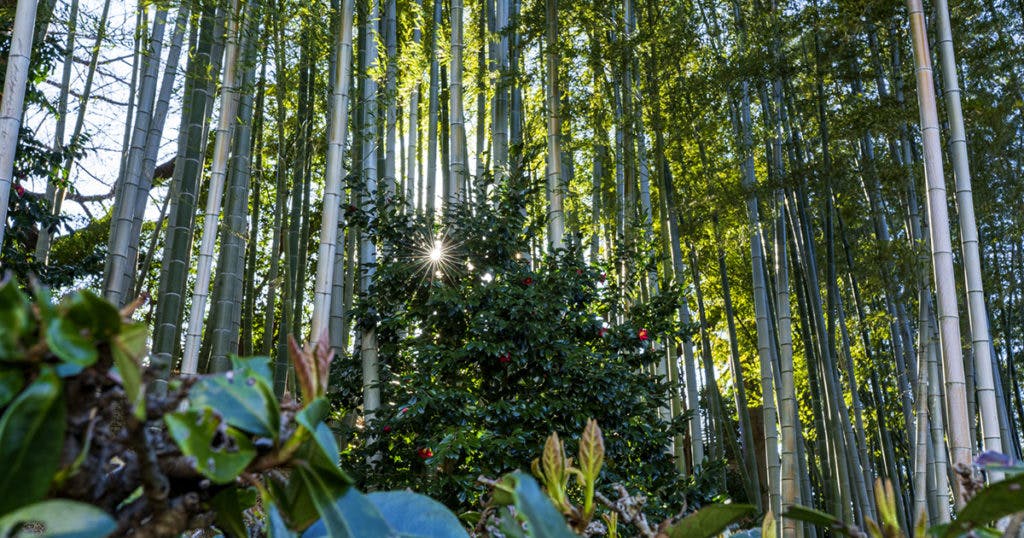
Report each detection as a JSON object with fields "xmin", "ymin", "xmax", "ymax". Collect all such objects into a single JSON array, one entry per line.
[
  {"xmin": 383, "ymin": 425, "xmax": 392, "ymax": 433},
  {"xmin": 522, "ymin": 277, "xmax": 533, "ymax": 286},
  {"xmin": 598, "ymin": 327, "xmax": 608, "ymax": 338},
  {"xmin": 14, "ymin": 184, "xmax": 24, "ymax": 197},
  {"xmin": 638, "ymin": 328, "xmax": 650, "ymax": 341},
  {"xmin": 399, "ymin": 407, "xmax": 409, "ymax": 415},
  {"xmin": 418, "ymin": 447, "xmax": 433, "ymax": 459},
  {"xmin": 576, "ymin": 269, "xmax": 583, "ymax": 276},
  {"xmin": 599, "ymin": 273, "xmax": 606, "ymax": 283},
  {"xmin": 499, "ymin": 353, "xmax": 511, "ymax": 364}
]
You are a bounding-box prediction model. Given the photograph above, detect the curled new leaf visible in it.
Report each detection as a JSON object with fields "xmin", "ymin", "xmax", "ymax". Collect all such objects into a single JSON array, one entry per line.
[
  {"xmin": 289, "ymin": 332, "xmax": 335, "ymax": 403},
  {"xmin": 578, "ymin": 419, "xmax": 604, "ymax": 484}
]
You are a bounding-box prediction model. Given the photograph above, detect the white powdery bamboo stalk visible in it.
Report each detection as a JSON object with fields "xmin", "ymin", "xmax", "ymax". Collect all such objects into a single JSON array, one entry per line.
[
  {"xmin": 311, "ymin": 0, "xmax": 355, "ymax": 343},
  {"xmin": 905, "ymin": 0, "xmax": 973, "ymax": 497},
  {"xmin": 0, "ymin": 0, "xmax": 40, "ymax": 249},
  {"xmin": 181, "ymin": 0, "xmax": 243, "ymax": 374},
  {"xmin": 934, "ymin": 0, "xmax": 1003, "ymax": 464}
]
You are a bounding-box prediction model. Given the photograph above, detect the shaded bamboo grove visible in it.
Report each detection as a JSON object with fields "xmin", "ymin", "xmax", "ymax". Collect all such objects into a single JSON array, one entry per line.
[{"xmin": 2, "ymin": 0, "xmax": 1024, "ymax": 533}]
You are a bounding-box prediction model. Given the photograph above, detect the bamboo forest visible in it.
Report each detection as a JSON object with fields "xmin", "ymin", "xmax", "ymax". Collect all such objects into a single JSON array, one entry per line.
[{"xmin": 2, "ymin": 0, "xmax": 1024, "ymax": 535}]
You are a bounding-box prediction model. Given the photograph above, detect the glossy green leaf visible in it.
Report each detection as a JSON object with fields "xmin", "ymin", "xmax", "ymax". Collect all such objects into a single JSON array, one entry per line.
[
  {"xmin": 230, "ymin": 355, "xmax": 274, "ymax": 386},
  {"xmin": 112, "ymin": 322, "xmax": 148, "ymax": 420},
  {"xmin": 293, "ymin": 398, "xmax": 349, "ymax": 482},
  {"xmin": 783, "ymin": 505, "xmax": 854, "ymax": 536},
  {"xmin": 368, "ymin": 491, "xmax": 469, "ymax": 538},
  {"xmin": 165, "ymin": 408, "xmax": 256, "ymax": 484},
  {"xmin": 0, "ymin": 499, "xmax": 116, "ymax": 538},
  {"xmin": 494, "ymin": 472, "xmax": 576, "ymax": 538},
  {"xmin": 267, "ymin": 503, "xmax": 299, "ymax": 538},
  {"xmin": 46, "ymin": 316, "xmax": 98, "ymax": 367},
  {"xmin": 0, "ymin": 279, "xmax": 32, "ymax": 361},
  {"xmin": 938, "ymin": 472, "xmax": 1024, "ymax": 538},
  {"xmin": 667, "ymin": 504, "xmax": 757, "ymax": 538},
  {"xmin": 211, "ymin": 486, "xmax": 258, "ymax": 538},
  {"xmin": 0, "ymin": 367, "xmax": 66, "ymax": 513},
  {"xmin": 0, "ymin": 366, "xmax": 24, "ymax": 407},
  {"xmin": 298, "ymin": 478, "xmax": 396, "ymax": 538},
  {"xmin": 191, "ymin": 367, "xmax": 280, "ymax": 438},
  {"xmin": 65, "ymin": 290, "xmax": 120, "ymax": 339}
]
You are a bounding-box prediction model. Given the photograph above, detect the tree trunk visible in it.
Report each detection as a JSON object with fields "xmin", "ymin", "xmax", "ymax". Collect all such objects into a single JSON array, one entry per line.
[{"xmin": 905, "ymin": 0, "xmax": 973, "ymax": 497}]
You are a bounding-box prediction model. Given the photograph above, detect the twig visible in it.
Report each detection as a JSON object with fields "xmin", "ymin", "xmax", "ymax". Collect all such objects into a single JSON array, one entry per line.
[{"xmin": 595, "ymin": 485, "xmax": 655, "ymax": 538}]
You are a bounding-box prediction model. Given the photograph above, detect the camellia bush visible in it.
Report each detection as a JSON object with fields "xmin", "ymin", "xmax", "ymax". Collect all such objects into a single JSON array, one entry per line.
[{"xmin": 331, "ymin": 178, "xmax": 710, "ymax": 515}]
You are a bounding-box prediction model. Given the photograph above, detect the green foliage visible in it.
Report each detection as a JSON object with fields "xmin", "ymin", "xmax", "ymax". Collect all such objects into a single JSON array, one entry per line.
[
  {"xmin": 0, "ymin": 276, "xmax": 468, "ymax": 537},
  {"xmin": 0, "ymin": 499, "xmax": 116, "ymax": 538},
  {"xmin": 784, "ymin": 469, "xmax": 1024, "ymax": 538},
  {"xmin": 666, "ymin": 504, "xmax": 759, "ymax": 538},
  {"xmin": 334, "ymin": 185, "xmax": 699, "ymax": 514}
]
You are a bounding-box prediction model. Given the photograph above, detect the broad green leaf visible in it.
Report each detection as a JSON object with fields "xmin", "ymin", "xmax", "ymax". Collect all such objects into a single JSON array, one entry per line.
[
  {"xmin": 191, "ymin": 367, "xmax": 280, "ymax": 438},
  {"xmin": 65, "ymin": 290, "xmax": 120, "ymax": 339},
  {"xmin": 112, "ymin": 322, "xmax": 148, "ymax": 420},
  {"xmin": 368, "ymin": 491, "xmax": 469, "ymax": 538},
  {"xmin": 938, "ymin": 472, "xmax": 1024, "ymax": 538},
  {"xmin": 293, "ymin": 398, "xmax": 349, "ymax": 482},
  {"xmin": 269, "ymin": 470, "xmax": 321, "ymax": 530},
  {"xmin": 667, "ymin": 504, "xmax": 757, "ymax": 538},
  {"xmin": 495, "ymin": 472, "xmax": 576, "ymax": 538},
  {"xmin": 267, "ymin": 503, "xmax": 299, "ymax": 538},
  {"xmin": 0, "ymin": 499, "xmax": 116, "ymax": 538},
  {"xmin": 0, "ymin": 366, "xmax": 25, "ymax": 407},
  {"xmin": 783, "ymin": 505, "xmax": 855, "ymax": 536},
  {"xmin": 297, "ymin": 468, "xmax": 395, "ymax": 538},
  {"xmin": 165, "ymin": 408, "xmax": 256, "ymax": 484},
  {"xmin": 46, "ymin": 317, "xmax": 98, "ymax": 367},
  {"xmin": 230, "ymin": 355, "xmax": 274, "ymax": 385},
  {"xmin": 0, "ymin": 367, "xmax": 66, "ymax": 513},
  {"xmin": 211, "ymin": 486, "xmax": 258, "ymax": 538},
  {"xmin": 0, "ymin": 279, "xmax": 32, "ymax": 361}
]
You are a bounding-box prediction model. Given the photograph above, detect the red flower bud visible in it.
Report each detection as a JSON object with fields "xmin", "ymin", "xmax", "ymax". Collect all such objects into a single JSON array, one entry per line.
[
  {"xmin": 400, "ymin": 407, "xmax": 409, "ymax": 415},
  {"xmin": 383, "ymin": 425, "xmax": 392, "ymax": 433},
  {"xmin": 599, "ymin": 273, "xmax": 606, "ymax": 283},
  {"xmin": 638, "ymin": 328, "xmax": 650, "ymax": 341},
  {"xmin": 598, "ymin": 327, "xmax": 608, "ymax": 338},
  {"xmin": 418, "ymin": 447, "xmax": 433, "ymax": 459},
  {"xmin": 522, "ymin": 277, "xmax": 533, "ymax": 286},
  {"xmin": 576, "ymin": 269, "xmax": 583, "ymax": 276},
  {"xmin": 500, "ymin": 353, "xmax": 511, "ymax": 364},
  {"xmin": 14, "ymin": 184, "xmax": 24, "ymax": 197}
]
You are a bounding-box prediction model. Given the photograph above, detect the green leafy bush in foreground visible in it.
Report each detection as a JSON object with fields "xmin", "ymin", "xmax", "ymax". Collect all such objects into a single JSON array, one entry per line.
[{"xmin": 0, "ymin": 277, "xmax": 463, "ymax": 537}]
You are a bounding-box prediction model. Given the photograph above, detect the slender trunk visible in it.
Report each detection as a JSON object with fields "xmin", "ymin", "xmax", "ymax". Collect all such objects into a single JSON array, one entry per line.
[
  {"xmin": 448, "ymin": 0, "xmax": 468, "ymax": 205},
  {"xmin": 934, "ymin": 0, "xmax": 1002, "ymax": 464},
  {"xmin": 311, "ymin": 0, "xmax": 355, "ymax": 342},
  {"xmin": 151, "ymin": 1, "xmax": 223, "ymax": 384},
  {"xmin": 36, "ymin": 0, "xmax": 79, "ymax": 264},
  {"xmin": 181, "ymin": 0, "xmax": 244, "ymax": 374},
  {"xmin": 104, "ymin": 6, "xmax": 168, "ymax": 306},
  {"xmin": 360, "ymin": 0, "xmax": 382, "ymax": 418},
  {"xmin": 905, "ymin": 0, "xmax": 973, "ymax": 496},
  {"xmin": 716, "ymin": 216, "xmax": 763, "ymax": 508},
  {"xmin": 208, "ymin": 6, "xmax": 260, "ymax": 372},
  {"xmin": 544, "ymin": 0, "xmax": 564, "ymax": 250},
  {"xmin": 426, "ymin": 0, "xmax": 441, "ymax": 220}
]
